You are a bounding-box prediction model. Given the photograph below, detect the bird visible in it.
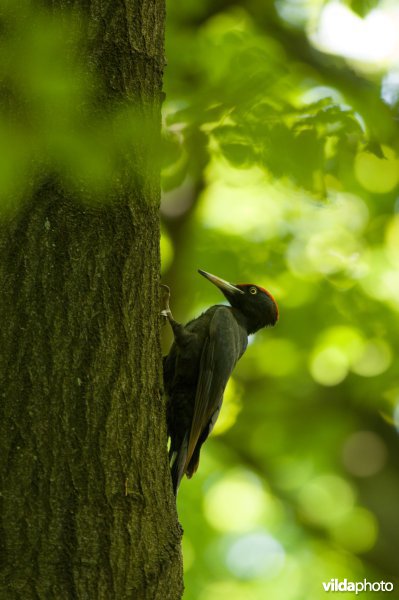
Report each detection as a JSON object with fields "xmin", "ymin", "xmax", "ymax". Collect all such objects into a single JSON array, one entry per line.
[{"xmin": 161, "ymin": 269, "xmax": 278, "ymax": 494}]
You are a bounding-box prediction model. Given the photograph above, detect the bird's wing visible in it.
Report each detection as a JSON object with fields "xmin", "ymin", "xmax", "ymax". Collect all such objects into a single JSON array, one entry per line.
[{"xmin": 184, "ymin": 308, "xmax": 246, "ymax": 474}]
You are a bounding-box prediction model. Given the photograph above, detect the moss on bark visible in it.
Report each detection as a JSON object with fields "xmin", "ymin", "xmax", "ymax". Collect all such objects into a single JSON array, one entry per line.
[{"xmin": 0, "ymin": 1, "xmax": 183, "ymax": 598}]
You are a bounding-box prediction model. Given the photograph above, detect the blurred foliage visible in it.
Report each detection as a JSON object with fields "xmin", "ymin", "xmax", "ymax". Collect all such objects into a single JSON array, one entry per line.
[
  {"xmin": 0, "ymin": 0, "xmax": 156, "ymax": 210},
  {"xmin": 161, "ymin": 0, "xmax": 399, "ymax": 598}
]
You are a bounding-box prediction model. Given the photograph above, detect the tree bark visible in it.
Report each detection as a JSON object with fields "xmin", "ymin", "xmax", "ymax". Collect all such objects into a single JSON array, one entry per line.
[{"xmin": 0, "ymin": 1, "xmax": 183, "ymax": 598}]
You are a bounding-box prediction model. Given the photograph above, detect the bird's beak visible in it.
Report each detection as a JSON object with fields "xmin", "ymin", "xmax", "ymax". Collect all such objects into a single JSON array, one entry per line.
[{"xmin": 198, "ymin": 269, "xmax": 245, "ymax": 295}]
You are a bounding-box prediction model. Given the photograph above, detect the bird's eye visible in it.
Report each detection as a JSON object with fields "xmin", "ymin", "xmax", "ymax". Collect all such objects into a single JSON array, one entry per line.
[{"xmin": 249, "ymin": 287, "xmax": 257, "ymax": 295}]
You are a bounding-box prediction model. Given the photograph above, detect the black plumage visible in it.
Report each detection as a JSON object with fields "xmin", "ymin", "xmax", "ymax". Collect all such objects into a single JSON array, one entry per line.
[{"xmin": 162, "ymin": 269, "xmax": 278, "ymax": 494}]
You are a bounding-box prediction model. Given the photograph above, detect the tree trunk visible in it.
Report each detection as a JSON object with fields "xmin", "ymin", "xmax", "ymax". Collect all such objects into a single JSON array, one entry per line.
[{"xmin": 0, "ymin": 1, "xmax": 183, "ymax": 598}]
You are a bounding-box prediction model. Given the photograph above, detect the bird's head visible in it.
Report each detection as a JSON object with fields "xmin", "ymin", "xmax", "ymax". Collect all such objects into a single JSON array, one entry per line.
[{"xmin": 198, "ymin": 269, "xmax": 278, "ymax": 334}]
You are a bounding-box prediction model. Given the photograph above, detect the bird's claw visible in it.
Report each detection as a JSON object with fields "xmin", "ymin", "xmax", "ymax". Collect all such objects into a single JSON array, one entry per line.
[{"xmin": 160, "ymin": 284, "xmax": 173, "ymax": 321}]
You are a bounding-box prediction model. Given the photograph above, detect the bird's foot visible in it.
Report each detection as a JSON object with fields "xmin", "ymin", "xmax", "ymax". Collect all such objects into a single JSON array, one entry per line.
[{"xmin": 160, "ymin": 284, "xmax": 173, "ymax": 321}]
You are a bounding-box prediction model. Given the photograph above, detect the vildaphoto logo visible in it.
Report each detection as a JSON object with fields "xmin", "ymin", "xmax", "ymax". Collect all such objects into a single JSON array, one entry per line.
[{"xmin": 322, "ymin": 579, "xmax": 394, "ymax": 594}]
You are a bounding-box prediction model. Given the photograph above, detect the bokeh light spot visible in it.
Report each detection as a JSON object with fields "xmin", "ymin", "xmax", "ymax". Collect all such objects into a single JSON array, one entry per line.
[
  {"xmin": 342, "ymin": 431, "xmax": 387, "ymax": 477},
  {"xmin": 298, "ymin": 474, "xmax": 355, "ymax": 526},
  {"xmin": 306, "ymin": 229, "xmax": 360, "ymax": 275},
  {"xmin": 199, "ymin": 162, "xmax": 287, "ymax": 239},
  {"xmin": 351, "ymin": 339, "xmax": 392, "ymax": 377},
  {"xmin": 309, "ymin": 347, "xmax": 348, "ymax": 386},
  {"xmin": 331, "ymin": 507, "xmax": 378, "ymax": 553},
  {"xmin": 286, "ymin": 193, "xmax": 368, "ymax": 279},
  {"xmin": 226, "ymin": 532, "xmax": 285, "ymax": 580},
  {"xmin": 313, "ymin": 4, "xmax": 399, "ymax": 66},
  {"xmin": 204, "ymin": 471, "xmax": 270, "ymax": 532},
  {"xmin": 359, "ymin": 247, "xmax": 399, "ymax": 310},
  {"xmin": 320, "ymin": 326, "xmax": 365, "ymax": 363},
  {"xmin": 355, "ymin": 147, "xmax": 399, "ymax": 194}
]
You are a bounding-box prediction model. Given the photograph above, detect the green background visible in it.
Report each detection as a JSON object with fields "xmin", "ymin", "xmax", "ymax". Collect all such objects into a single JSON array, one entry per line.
[{"xmin": 161, "ymin": 0, "xmax": 399, "ymax": 598}]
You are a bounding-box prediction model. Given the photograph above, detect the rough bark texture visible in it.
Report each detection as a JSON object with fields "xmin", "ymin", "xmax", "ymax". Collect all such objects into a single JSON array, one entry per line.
[{"xmin": 0, "ymin": 1, "xmax": 183, "ymax": 599}]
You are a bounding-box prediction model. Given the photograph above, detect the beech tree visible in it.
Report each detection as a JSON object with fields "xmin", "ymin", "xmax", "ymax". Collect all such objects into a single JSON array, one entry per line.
[{"xmin": 0, "ymin": 1, "xmax": 183, "ymax": 598}]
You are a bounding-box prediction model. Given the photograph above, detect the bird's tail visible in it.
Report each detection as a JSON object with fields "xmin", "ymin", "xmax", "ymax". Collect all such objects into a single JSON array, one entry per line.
[
  {"xmin": 170, "ymin": 433, "xmax": 188, "ymax": 495},
  {"xmin": 185, "ymin": 448, "xmax": 201, "ymax": 479}
]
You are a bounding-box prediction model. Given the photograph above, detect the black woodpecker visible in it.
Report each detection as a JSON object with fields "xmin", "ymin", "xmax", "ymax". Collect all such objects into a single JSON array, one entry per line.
[{"xmin": 162, "ymin": 269, "xmax": 279, "ymax": 494}]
